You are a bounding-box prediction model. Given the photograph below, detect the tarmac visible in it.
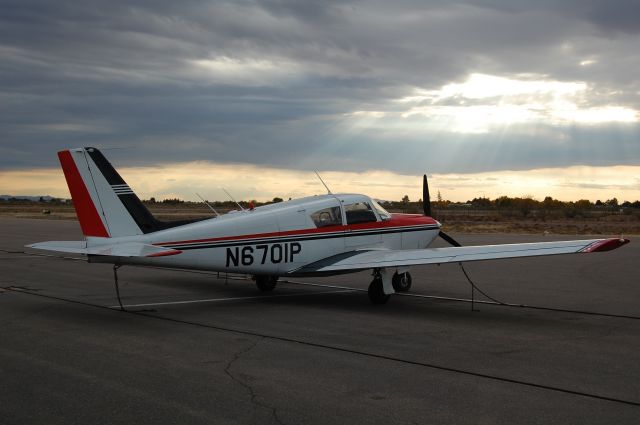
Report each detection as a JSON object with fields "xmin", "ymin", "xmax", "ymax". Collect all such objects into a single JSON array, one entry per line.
[{"xmin": 1, "ymin": 217, "xmax": 638, "ymax": 424}]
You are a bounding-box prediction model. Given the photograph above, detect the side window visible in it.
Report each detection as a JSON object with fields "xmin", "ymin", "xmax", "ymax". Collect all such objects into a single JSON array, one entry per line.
[
  {"xmin": 310, "ymin": 206, "xmax": 342, "ymax": 228},
  {"xmin": 344, "ymin": 202, "xmax": 377, "ymax": 225}
]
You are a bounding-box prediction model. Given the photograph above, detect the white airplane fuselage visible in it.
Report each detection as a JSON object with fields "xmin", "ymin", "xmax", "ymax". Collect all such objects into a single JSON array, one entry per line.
[{"xmin": 90, "ymin": 194, "xmax": 441, "ymax": 276}]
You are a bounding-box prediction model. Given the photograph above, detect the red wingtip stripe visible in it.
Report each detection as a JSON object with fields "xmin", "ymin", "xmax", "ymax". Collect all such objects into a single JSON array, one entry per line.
[
  {"xmin": 58, "ymin": 150, "xmax": 109, "ymax": 238},
  {"xmin": 582, "ymin": 238, "xmax": 630, "ymax": 253}
]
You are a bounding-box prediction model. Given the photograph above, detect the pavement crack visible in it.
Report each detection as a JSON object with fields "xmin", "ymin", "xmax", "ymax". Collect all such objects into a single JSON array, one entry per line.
[
  {"xmin": 224, "ymin": 338, "xmax": 284, "ymax": 425},
  {"xmin": 4, "ymin": 285, "xmax": 42, "ymax": 292}
]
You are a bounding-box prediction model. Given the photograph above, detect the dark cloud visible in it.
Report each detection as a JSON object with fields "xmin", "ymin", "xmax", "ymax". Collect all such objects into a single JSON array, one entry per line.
[
  {"xmin": 587, "ymin": 1, "xmax": 640, "ymax": 34},
  {"xmin": 1, "ymin": 0, "xmax": 639, "ymax": 174}
]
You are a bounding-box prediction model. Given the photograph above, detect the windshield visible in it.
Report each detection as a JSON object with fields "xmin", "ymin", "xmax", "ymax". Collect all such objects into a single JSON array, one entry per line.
[
  {"xmin": 344, "ymin": 201, "xmax": 376, "ymax": 224},
  {"xmin": 371, "ymin": 200, "xmax": 391, "ymax": 220}
]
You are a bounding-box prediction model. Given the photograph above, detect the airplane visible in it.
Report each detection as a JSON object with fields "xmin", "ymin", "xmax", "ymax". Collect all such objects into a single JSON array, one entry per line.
[{"xmin": 28, "ymin": 147, "xmax": 630, "ymax": 305}]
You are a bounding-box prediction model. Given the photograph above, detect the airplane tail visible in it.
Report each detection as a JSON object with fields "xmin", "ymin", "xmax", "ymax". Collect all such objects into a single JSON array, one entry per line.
[{"xmin": 58, "ymin": 147, "xmax": 191, "ymax": 238}]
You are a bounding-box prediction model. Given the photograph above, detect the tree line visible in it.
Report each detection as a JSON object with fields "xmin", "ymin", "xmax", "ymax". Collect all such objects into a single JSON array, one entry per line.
[
  {"xmin": 386, "ymin": 194, "xmax": 640, "ymax": 217},
  {"xmin": 5, "ymin": 194, "xmax": 640, "ymax": 215}
]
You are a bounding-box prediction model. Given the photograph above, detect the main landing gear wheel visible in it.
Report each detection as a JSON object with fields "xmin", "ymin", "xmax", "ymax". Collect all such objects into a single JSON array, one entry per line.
[
  {"xmin": 368, "ymin": 276, "xmax": 390, "ymax": 304},
  {"xmin": 255, "ymin": 275, "xmax": 278, "ymax": 291},
  {"xmin": 392, "ymin": 272, "xmax": 412, "ymax": 292}
]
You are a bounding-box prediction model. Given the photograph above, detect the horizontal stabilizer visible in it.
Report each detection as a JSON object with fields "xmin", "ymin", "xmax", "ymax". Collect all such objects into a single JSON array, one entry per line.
[
  {"xmin": 295, "ymin": 238, "xmax": 630, "ymax": 274},
  {"xmin": 26, "ymin": 241, "xmax": 182, "ymax": 258}
]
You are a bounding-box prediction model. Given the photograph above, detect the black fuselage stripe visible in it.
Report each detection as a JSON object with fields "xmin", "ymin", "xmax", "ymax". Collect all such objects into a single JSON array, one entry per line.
[{"xmin": 164, "ymin": 225, "xmax": 439, "ymax": 250}]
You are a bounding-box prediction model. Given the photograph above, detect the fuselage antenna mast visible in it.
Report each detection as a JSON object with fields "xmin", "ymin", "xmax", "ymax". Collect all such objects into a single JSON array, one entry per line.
[
  {"xmin": 196, "ymin": 193, "xmax": 220, "ymax": 217},
  {"xmin": 221, "ymin": 188, "xmax": 246, "ymax": 211},
  {"xmin": 314, "ymin": 170, "xmax": 333, "ymax": 195}
]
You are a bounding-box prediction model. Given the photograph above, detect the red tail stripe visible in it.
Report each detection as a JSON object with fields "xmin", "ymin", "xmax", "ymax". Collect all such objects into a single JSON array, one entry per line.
[{"xmin": 58, "ymin": 150, "xmax": 109, "ymax": 237}]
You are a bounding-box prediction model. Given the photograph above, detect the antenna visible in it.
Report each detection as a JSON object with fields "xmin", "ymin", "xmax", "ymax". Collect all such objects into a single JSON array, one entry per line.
[
  {"xmin": 196, "ymin": 193, "xmax": 219, "ymax": 217},
  {"xmin": 222, "ymin": 188, "xmax": 246, "ymax": 211},
  {"xmin": 314, "ymin": 170, "xmax": 332, "ymax": 195}
]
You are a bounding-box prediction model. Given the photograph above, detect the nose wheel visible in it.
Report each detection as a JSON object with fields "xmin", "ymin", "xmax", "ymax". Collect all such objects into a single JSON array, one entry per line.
[{"xmin": 392, "ymin": 271, "xmax": 412, "ymax": 292}]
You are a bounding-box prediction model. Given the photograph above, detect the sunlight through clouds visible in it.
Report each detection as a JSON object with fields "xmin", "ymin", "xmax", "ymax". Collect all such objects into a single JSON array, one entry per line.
[
  {"xmin": 430, "ymin": 74, "xmax": 586, "ymax": 100},
  {"xmin": 352, "ymin": 73, "xmax": 639, "ymax": 133}
]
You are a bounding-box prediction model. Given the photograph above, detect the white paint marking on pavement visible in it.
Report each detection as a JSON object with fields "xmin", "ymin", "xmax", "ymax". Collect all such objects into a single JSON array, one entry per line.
[{"xmin": 109, "ymin": 289, "xmax": 357, "ymax": 309}]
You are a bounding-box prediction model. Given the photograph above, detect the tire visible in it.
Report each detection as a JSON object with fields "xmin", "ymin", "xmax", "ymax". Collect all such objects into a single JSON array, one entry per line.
[
  {"xmin": 392, "ymin": 272, "xmax": 412, "ymax": 292},
  {"xmin": 368, "ymin": 277, "xmax": 390, "ymax": 304},
  {"xmin": 255, "ymin": 275, "xmax": 278, "ymax": 291}
]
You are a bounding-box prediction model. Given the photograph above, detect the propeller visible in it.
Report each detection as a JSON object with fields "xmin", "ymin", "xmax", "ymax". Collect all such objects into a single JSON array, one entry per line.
[
  {"xmin": 423, "ymin": 174, "xmax": 462, "ymax": 248},
  {"xmin": 422, "ymin": 174, "xmax": 431, "ymax": 217}
]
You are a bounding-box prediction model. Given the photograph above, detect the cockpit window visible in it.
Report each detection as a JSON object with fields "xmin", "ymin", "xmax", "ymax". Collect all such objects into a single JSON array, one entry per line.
[
  {"xmin": 344, "ymin": 201, "xmax": 377, "ymax": 224},
  {"xmin": 310, "ymin": 206, "xmax": 342, "ymax": 228},
  {"xmin": 371, "ymin": 200, "xmax": 391, "ymax": 220}
]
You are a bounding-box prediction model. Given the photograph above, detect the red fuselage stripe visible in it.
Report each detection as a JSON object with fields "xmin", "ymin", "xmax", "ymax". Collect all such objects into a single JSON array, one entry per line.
[
  {"xmin": 154, "ymin": 215, "xmax": 438, "ymax": 246},
  {"xmin": 58, "ymin": 150, "xmax": 109, "ymax": 237}
]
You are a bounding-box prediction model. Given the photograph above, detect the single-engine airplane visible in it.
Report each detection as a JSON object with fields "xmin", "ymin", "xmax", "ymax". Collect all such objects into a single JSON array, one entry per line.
[{"xmin": 28, "ymin": 147, "xmax": 630, "ymax": 304}]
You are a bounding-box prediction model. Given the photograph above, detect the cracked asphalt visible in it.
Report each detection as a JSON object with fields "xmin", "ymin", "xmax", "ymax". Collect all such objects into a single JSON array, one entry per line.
[{"xmin": 1, "ymin": 218, "xmax": 639, "ymax": 424}]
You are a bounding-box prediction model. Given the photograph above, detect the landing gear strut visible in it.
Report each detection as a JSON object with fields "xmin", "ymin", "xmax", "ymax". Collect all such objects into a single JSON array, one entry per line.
[
  {"xmin": 392, "ymin": 271, "xmax": 412, "ymax": 292},
  {"xmin": 368, "ymin": 273, "xmax": 390, "ymax": 304},
  {"xmin": 254, "ymin": 275, "xmax": 278, "ymax": 291}
]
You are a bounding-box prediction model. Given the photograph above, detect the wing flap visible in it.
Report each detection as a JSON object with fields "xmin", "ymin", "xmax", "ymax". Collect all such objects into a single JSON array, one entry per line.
[
  {"xmin": 296, "ymin": 238, "xmax": 629, "ymax": 274},
  {"xmin": 26, "ymin": 241, "xmax": 182, "ymax": 258}
]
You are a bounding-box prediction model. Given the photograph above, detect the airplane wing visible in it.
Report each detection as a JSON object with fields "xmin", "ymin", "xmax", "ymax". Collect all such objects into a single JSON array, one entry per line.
[
  {"xmin": 26, "ymin": 241, "xmax": 182, "ymax": 258},
  {"xmin": 294, "ymin": 238, "xmax": 629, "ymax": 274}
]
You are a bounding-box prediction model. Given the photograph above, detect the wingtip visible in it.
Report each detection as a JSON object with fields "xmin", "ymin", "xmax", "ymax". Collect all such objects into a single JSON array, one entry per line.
[{"xmin": 582, "ymin": 238, "xmax": 630, "ymax": 253}]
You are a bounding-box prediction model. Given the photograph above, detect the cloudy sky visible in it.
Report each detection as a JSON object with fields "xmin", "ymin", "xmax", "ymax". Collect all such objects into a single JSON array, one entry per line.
[{"xmin": 1, "ymin": 0, "xmax": 639, "ymax": 202}]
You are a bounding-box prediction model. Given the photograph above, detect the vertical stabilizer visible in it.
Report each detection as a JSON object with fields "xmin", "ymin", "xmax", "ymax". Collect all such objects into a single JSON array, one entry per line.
[
  {"xmin": 58, "ymin": 147, "xmax": 148, "ymax": 237},
  {"xmin": 58, "ymin": 147, "xmax": 203, "ymax": 238}
]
